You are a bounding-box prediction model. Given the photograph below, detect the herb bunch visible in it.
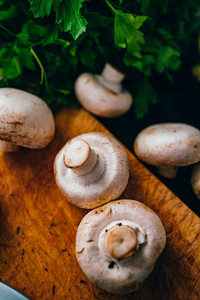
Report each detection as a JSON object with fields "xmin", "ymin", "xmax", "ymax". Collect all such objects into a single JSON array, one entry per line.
[{"xmin": 1, "ymin": 0, "xmax": 200, "ymax": 117}]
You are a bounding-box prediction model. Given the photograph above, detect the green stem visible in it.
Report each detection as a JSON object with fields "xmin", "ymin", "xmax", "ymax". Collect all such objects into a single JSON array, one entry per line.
[
  {"xmin": 104, "ymin": 0, "xmax": 132, "ymax": 15},
  {"xmin": 0, "ymin": 25, "xmax": 16, "ymax": 37},
  {"xmin": 30, "ymin": 48, "xmax": 48, "ymax": 88},
  {"xmin": 55, "ymin": 39, "xmax": 70, "ymax": 45},
  {"xmin": 104, "ymin": 0, "xmax": 116, "ymax": 15}
]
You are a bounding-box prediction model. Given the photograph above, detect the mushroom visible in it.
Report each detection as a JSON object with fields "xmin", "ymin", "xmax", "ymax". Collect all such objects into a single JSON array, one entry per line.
[
  {"xmin": 76, "ymin": 199, "xmax": 166, "ymax": 294},
  {"xmin": 134, "ymin": 123, "xmax": 200, "ymax": 178},
  {"xmin": 54, "ymin": 132, "xmax": 129, "ymax": 209},
  {"xmin": 74, "ymin": 63, "xmax": 133, "ymax": 117},
  {"xmin": 191, "ymin": 163, "xmax": 200, "ymax": 198},
  {"xmin": 0, "ymin": 88, "xmax": 55, "ymax": 152}
]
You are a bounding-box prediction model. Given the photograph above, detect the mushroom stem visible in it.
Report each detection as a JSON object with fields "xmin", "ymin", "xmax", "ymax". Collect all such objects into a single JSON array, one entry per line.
[
  {"xmin": 106, "ymin": 226, "xmax": 137, "ymax": 260},
  {"xmin": 96, "ymin": 64, "xmax": 125, "ymax": 94},
  {"xmin": 0, "ymin": 140, "xmax": 19, "ymax": 152},
  {"xmin": 101, "ymin": 64, "xmax": 125, "ymax": 84},
  {"xmin": 157, "ymin": 166, "xmax": 178, "ymax": 179},
  {"xmin": 63, "ymin": 139, "xmax": 99, "ymax": 177}
]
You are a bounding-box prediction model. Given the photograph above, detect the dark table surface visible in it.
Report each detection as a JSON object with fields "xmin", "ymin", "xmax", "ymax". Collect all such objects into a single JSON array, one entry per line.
[{"xmin": 96, "ymin": 80, "xmax": 200, "ymax": 217}]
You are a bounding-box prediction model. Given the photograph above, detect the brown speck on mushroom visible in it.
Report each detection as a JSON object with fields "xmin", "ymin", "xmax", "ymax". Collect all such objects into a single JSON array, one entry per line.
[
  {"xmin": 117, "ymin": 223, "xmax": 122, "ymax": 226},
  {"xmin": 16, "ymin": 226, "xmax": 20, "ymax": 235},
  {"xmin": 77, "ymin": 248, "xmax": 85, "ymax": 254}
]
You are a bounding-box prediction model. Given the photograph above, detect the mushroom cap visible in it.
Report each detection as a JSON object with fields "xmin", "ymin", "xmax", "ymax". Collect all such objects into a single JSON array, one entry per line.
[
  {"xmin": 74, "ymin": 73, "xmax": 133, "ymax": 117},
  {"xmin": 134, "ymin": 123, "xmax": 200, "ymax": 167},
  {"xmin": 76, "ymin": 199, "xmax": 166, "ymax": 294},
  {"xmin": 0, "ymin": 88, "xmax": 55, "ymax": 149},
  {"xmin": 54, "ymin": 132, "xmax": 129, "ymax": 209}
]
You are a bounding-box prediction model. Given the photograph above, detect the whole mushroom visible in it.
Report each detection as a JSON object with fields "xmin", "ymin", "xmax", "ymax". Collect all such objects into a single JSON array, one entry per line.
[
  {"xmin": 54, "ymin": 132, "xmax": 129, "ymax": 209},
  {"xmin": 134, "ymin": 123, "xmax": 200, "ymax": 178},
  {"xmin": 74, "ymin": 63, "xmax": 133, "ymax": 117},
  {"xmin": 191, "ymin": 163, "xmax": 200, "ymax": 199},
  {"xmin": 0, "ymin": 88, "xmax": 55, "ymax": 152},
  {"xmin": 76, "ymin": 199, "xmax": 166, "ymax": 294}
]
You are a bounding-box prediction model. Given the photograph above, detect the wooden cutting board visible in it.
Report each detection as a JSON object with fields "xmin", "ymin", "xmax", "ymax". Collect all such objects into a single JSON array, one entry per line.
[{"xmin": 0, "ymin": 108, "xmax": 199, "ymax": 300}]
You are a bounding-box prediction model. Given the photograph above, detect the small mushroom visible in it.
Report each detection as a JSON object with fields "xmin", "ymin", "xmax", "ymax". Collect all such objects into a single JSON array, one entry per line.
[
  {"xmin": 134, "ymin": 123, "xmax": 200, "ymax": 178},
  {"xmin": 74, "ymin": 63, "xmax": 133, "ymax": 117},
  {"xmin": 54, "ymin": 132, "xmax": 129, "ymax": 209},
  {"xmin": 76, "ymin": 199, "xmax": 166, "ymax": 294},
  {"xmin": 191, "ymin": 163, "xmax": 200, "ymax": 198},
  {"xmin": 0, "ymin": 88, "xmax": 55, "ymax": 152}
]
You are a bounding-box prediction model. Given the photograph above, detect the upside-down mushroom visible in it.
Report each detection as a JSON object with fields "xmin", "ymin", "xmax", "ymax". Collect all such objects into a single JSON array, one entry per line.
[
  {"xmin": 74, "ymin": 63, "xmax": 133, "ymax": 117},
  {"xmin": 54, "ymin": 133, "xmax": 129, "ymax": 209},
  {"xmin": 134, "ymin": 123, "xmax": 200, "ymax": 178},
  {"xmin": 76, "ymin": 199, "xmax": 166, "ymax": 294},
  {"xmin": 0, "ymin": 88, "xmax": 55, "ymax": 152}
]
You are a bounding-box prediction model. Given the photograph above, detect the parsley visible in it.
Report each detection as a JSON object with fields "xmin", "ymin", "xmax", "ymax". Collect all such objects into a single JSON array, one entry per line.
[{"xmin": 0, "ymin": 0, "xmax": 199, "ymax": 117}]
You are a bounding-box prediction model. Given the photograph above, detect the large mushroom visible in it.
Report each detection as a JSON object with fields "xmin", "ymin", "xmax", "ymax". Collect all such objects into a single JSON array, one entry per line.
[
  {"xmin": 54, "ymin": 132, "xmax": 129, "ymax": 209},
  {"xmin": 76, "ymin": 199, "xmax": 166, "ymax": 294},
  {"xmin": 74, "ymin": 63, "xmax": 133, "ymax": 117},
  {"xmin": 0, "ymin": 88, "xmax": 55, "ymax": 152},
  {"xmin": 134, "ymin": 123, "xmax": 200, "ymax": 178}
]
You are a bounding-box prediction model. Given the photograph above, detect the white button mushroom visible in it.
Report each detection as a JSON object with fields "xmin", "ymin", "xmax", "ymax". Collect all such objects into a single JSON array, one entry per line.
[
  {"xmin": 134, "ymin": 123, "xmax": 200, "ymax": 178},
  {"xmin": 76, "ymin": 199, "xmax": 166, "ymax": 294},
  {"xmin": 53, "ymin": 132, "xmax": 129, "ymax": 209},
  {"xmin": 0, "ymin": 88, "xmax": 55, "ymax": 152},
  {"xmin": 191, "ymin": 163, "xmax": 200, "ymax": 198},
  {"xmin": 74, "ymin": 63, "xmax": 133, "ymax": 117}
]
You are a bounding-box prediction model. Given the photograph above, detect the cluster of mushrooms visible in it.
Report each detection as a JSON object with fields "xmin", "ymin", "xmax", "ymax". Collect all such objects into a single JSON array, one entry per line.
[
  {"xmin": 1, "ymin": 65, "xmax": 199, "ymax": 294},
  {"xmin": 75, "ymin": 64, "xmax": 200, "ymax": 199},
  {"xmin": 53, "ymin": 131, "xmax": 166, "ymax": 294}
]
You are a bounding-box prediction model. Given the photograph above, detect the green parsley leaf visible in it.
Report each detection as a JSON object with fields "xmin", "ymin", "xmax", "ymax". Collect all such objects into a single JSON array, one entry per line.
[
  {"xmin": 0, "ymin": 49, "xmax": 22, "ymax": 79},
  {"xmin": 135, "ymin": 79, "xmax": 157, "ymax": 119},
  {"xmin": 155, "ymin": 46, "xmax": 181, "ymax": 73},
  {"xmin": 29, "ymin": 0, "xmax": 52, "ymax": 18},
  {"xmin": 16, "ymin": 23, "xmax": 31, "ymax": 47},
  {"xmin": 0, "ymin": 0, "xmax": 5, "ymax": 6},
  {"xmin": 114, "ymin": 10, "xmax": 147, "ymax": 59},
  {"xmin": 0, "ymin": 5, "xmax": 17, "ymax": 20},
  {"xmin": 54, "ymin": 0, "xmax": 87, "ymax": 39},
  {"xmin": 80, "ymin": 48, "xmax": 96, "ymax": 69},
  {"xmin": 86, "ymin": 12, "xmax": 113, "ymax": 28},
  {"xmin": 43, "ymin": 25, "xmax": 59, "ymax": 45},
  {"xmin": 14, "ymin": 47, "xmax": 35, "ymax": 70}
]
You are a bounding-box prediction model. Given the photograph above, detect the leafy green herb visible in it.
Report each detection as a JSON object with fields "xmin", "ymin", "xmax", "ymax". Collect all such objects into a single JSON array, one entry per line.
[
  {"xmin": 0, "ymin": 0, "xmax": 199, "ymax": 118},
  {"xmin": 134, "ymin": 79, "xmax": 157, "ymax": 119}
]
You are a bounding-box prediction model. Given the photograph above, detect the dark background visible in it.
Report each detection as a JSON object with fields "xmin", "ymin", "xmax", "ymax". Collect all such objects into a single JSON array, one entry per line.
[{"xmin": 96, "ymin": 72, "xmax": 200, "ymax": 217}]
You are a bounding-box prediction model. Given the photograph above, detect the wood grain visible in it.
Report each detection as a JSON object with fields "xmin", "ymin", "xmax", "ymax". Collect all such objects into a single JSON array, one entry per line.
[{"xmin": 0, "ymin": 107, "xmax": 199, "ymax": 300}]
